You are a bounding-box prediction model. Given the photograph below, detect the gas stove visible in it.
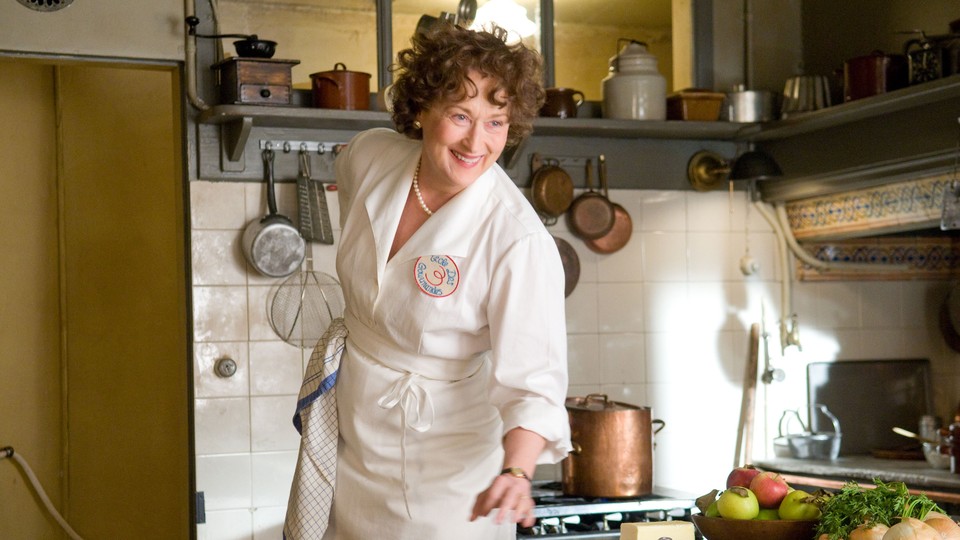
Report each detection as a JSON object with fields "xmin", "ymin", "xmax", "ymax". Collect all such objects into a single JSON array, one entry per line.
[{"xmin": 518, "ymin": 482, "xmax": 700, "ymax": 539}]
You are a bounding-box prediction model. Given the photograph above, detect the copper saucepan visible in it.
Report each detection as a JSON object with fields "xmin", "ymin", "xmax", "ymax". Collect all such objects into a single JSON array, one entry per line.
[
  {"xmin": 585, "ymin": 155, "xmax": 632, "ymax": 254},
  {"xmin": 530, "ymin": 153, "xmax": 574, "ymax": 221},
  {"xmin": 567, "ymin": 158, "xmax": 615, "ymax": 239}
]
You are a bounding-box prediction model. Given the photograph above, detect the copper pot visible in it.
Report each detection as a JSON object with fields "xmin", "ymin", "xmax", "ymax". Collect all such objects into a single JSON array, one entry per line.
[
  {"xmin": 562, "ymin": 394, "xmax": 665, "ymax": 498},
  {"xmin": 310, "ymin": 63, "xmax": 371, "ymax": 110}
]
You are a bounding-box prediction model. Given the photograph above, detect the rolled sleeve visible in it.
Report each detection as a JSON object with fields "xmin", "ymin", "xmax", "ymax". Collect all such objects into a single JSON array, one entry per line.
[{"xmin": 487, "ymin": 232, "xmax": 572, "ymax": 464}]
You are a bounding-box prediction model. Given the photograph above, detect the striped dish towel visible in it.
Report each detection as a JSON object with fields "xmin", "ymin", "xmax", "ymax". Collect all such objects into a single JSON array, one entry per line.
[{"xmin": 283, "ymin": 317, "xmax": 347, "ymax": 540}]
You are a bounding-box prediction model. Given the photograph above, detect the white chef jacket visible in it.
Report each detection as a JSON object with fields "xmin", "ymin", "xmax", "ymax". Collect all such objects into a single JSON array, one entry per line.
[{"xmin": 327, "ymin": 128, "xmax": 571, "ymax": 539}]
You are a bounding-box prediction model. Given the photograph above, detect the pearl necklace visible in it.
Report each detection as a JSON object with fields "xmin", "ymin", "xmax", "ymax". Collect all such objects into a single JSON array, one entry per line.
[{"xmin": 412, "ymin": 160, "xmax": 433, "ymax": 216}]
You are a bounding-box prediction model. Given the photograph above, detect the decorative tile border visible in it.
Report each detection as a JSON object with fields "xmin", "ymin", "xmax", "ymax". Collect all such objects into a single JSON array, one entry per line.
[
  {"xmin": 797, "ymin": 236, "xmax": 960, "ymax": 281},
  {"xmin": 785, "ymin": 173, "xmax": 951, "ymax": 241}
]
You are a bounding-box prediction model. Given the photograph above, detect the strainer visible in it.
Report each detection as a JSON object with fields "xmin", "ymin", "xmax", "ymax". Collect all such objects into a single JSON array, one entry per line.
[{"xmin": 269, "ymin": 252, "xmax": 344, "ymax": 349}]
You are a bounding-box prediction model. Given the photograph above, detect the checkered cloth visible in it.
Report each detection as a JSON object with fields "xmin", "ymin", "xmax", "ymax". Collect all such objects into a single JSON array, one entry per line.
[{"xmin": 283, "ymin": 318, "xmax": 347, "ymax": 540}]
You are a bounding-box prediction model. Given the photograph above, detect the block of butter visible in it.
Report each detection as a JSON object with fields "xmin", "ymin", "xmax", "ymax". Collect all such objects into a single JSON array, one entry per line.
[{"xmin": 620, "ymin": 521, "xmax": 695, "ymax": 540}]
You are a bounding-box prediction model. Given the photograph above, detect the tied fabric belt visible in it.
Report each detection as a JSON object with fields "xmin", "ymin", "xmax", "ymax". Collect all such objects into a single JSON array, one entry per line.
[{"xmin": 283, "ymin": 318, "xmax": 347, "ymax": 540}]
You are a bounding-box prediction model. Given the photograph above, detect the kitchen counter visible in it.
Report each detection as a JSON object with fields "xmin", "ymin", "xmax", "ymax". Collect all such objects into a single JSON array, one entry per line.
[{"xmin": 755, "ymin": 456, "xmax": 960, "ymax": 504}]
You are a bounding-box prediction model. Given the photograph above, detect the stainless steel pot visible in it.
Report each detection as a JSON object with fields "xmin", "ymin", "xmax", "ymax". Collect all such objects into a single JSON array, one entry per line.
[
  {"xmin": 562, "ymin": 394, "xmax": 665, "ymax": 498},
  {"xmin": 242, "ymin": 148, "xmax": 305, "ymax": 278}
]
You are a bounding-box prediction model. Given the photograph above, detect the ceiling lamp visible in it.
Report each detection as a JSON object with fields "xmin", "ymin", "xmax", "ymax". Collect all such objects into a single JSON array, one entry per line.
[
  {"xmin": 687, "ymin": 149, "xmax": 782, "ymax": 191},
  {"xmin": 469, "ymin": 0, "xmax": 537, "ymax": 44}
]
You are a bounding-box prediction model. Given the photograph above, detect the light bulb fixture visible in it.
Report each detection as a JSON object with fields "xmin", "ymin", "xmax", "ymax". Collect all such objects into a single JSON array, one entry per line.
[
  {"xmin": 470, "ymin": 0, "xmax": 537, "ymax": 44},
  {"xmin": 686, "ymin": 149, "xmax": 782, "ymax": 191}
]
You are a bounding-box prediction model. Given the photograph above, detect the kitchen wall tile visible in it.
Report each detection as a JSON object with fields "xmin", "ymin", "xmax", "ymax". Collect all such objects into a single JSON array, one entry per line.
[
  {"xmin": 600, "ymin": 333, "xmax": 645, "ymax": 384},
  {"xmin": 195, "ymin": 342, "xmax": 249, "ymax": 398},
  {"xmin": 253, "ymin": 506, "xmax": 287, "ymax": 540},
  {"xmin": 250, "ymin": 395, "xmax": 300, "ymax": 452},
  {"xmin": 306, "ymin": 239, "xmax": 341, "ymax": 278},
  {"xmin": 249, "ymin": 341, "xmax": 303, "ymax": 396},
  {"xmin": 193, "ymin": 286, "xmax": 249, "ymax": 342},
  {"xmin": 902, "ymin": 281, "xmax": 946, "ymax": 330},
  {"xmin": 599, "ymin": 383, "xmax": 647, "ymax": 406},
  {"xmin": 858, "ymin": 328, "xmax": 909, "ymax": 358},
  {"xmin": 597, "ymin": 283, "xmax": 643, "ymax": 333},
  {"xmin": 567, "ymin": 383, "xmax": 602, "ymax": 398},
  {"xmin": 687, "ymin": 232, "xmax": 734, "ymax": 282},
  {"xmin": 639, "ymin": 191, "xmax": 686, "ymax": 232},
  {"xmin": 191, "ymin": 181, "xmax": 247, "ymax": 230},
  {"xmin": 564, "ymin": 282, "xmax": 599, "ymax": 334},
  {"xmin": 248, "ymin": 285, "xmax": 278, "ymax": 341},
  {"xmin": 689, "ymin": 281, "xmax": 758, "ymax": 333},
  {"xmin": 743, "ymin": 231, "xmax": 779, "ymax": 282},
  {"xmin": 644, "ymin": 331, "xmax": 689, "ymax": 383},
  {"xmin": 192, "ymin": 230, "xmax": 248, "ymax": 286},
  {"xmin": 641, "ymin": 232, "xmax": 687, "ymax": 282},
  {"xmin": 197, "ymin": 509, "xmax": 253, "ymax": 540},
  {"xmin": 195, "ymin": 454, "xmax": 252, "ymax": 510},
  {"xmin": 816, "ymin": 282, "xmax": 862, "ymax": 328},
  {"xmin": 195, "ymin": 397, "xmax": 251, "ymax": 454},
  {"xmin": 642, "ymin": 282, "xmax": 689, "ymax": 332},
  {"xmin": 251, "ymin": 451, "xmax": 298, "ymax": 507},
  {"xmin": 245, "ymin": 182, "xmax": 300, "ymax": 223},
  {"xmin": 686, "ymin": 190, "xmax": 744, "ymax": 232},
  {"xmin": 608, "ymin": 189, "xmax": 644, "ymax": 229},
  {"xmin": 861, "ymin": 281, "xmax": 902, "ymax": 328},
  {"xmin": 567, "ymin": 333, "xmax": 601, "ymax": 385},
  {"xmin": 596, "ymin": 234, "xmax": 643, "ymax": 282}
]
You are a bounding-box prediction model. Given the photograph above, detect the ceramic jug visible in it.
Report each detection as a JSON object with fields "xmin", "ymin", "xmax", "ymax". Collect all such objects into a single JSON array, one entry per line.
[{"xmin": 602, "ymin": 40, "xmax": 667, "ymax": 120}]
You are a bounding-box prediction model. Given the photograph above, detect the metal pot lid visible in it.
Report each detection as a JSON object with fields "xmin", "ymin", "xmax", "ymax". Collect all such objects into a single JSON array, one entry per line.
[{"xmin": 565, "ymin": 393, "xmax": 645, "ymax": 412}]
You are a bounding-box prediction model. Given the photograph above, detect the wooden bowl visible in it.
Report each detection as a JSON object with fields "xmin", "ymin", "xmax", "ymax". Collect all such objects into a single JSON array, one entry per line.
[{"xmin": 691, "ymin": 514, "xmax": 819, "ymax": 540}]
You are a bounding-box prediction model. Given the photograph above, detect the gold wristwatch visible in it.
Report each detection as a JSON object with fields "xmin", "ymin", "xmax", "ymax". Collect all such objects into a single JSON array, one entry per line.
[{"xmin": 500, "ymin": 467, "xmax": 531, "ymax": 482}]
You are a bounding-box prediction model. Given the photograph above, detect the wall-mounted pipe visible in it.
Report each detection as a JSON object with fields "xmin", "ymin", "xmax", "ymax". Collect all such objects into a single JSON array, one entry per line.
[
  {"xmin": 2, "ymin": 446, "xmax": 85, "ymax": 540},
  {"xmin": 185, "ymin": 0, "xmax": 209, "ymax": 111}
]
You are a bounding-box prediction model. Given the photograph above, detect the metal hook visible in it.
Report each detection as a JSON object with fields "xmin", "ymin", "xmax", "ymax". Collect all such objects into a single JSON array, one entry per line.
[
  {"xmin": 282, "ymin": 141, "xmax": 292, "ymax": 153},
  {"xmin": 298, "ymin": 148, "xmax": 311, "ymax": 179}
]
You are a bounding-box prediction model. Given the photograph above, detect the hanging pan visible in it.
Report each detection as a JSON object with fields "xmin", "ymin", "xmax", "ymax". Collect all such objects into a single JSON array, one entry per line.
[
  {"xmin": 585, "ymin": 155, "xmax": 632, "ymax": 254},
  {"xmin": 567, "ymin": 158, "xmax": 615, "ymax": 239},
  {"xmin": 242, "ymin": 148, "xmax": 306, "ymax": 278},
  {"xmin": 530, "ymin": 153, "xmax": 574, "ymax": 222}
]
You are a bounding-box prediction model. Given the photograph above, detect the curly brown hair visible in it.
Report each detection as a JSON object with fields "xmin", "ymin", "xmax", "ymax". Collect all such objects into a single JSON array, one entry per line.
[{"xmin": 390, "ymin": 24, "xmax": 545, "ymax": 147}]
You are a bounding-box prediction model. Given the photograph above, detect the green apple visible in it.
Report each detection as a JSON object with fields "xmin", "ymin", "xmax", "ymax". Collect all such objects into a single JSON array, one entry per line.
[
  {"xmin": 755, "ymin": 508, "xmax": 780, "ymax": 520},
  {"xmin": 716, "ymin": 486, "xmax": 760, "ymax": 520},
  {"xmin": 705, "ymin": 500, "xmax": 720, "ymax": 517},
  {"xmin": 778, "ymin": 489, "xmax": 821, "ymax": 520}
]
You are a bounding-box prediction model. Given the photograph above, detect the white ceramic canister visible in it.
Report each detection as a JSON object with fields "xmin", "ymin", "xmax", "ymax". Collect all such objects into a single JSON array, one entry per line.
[{"xmin": 602, "ymin": 40, "xmax": 667, "ymax": 120}]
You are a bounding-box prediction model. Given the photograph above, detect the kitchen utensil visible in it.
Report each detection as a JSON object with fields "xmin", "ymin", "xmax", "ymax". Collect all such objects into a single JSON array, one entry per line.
[
  {"xmin": 843, "ymin": 51, "xmax": 909, "ymax": 102},
  {"xmin": 540, "ymin": 87, "xmax": 585, "ymax": 118},
  {"xmin": 269, "ymin": 252, "xmax": 345, "ymax": 348},
  {"xmin": 721, "ymin": 84, "xmax": 777, "ymax": 122},
  {"xmin": 185, "ymin": 17, "xmax": 278, "ymax": 58},
  {"xmin": 529, "ymin": 153, "xmax": 574, "ymax": 220},
  {"xmin": 553, "ymin": 236, "xmax": 580, "ymax": 297},
  {"xmin": 242, "ymin": 148, "xmax": 306, "ymax": 278},
  {"xmin": 892, "ymin": 426, "xmax": 938, "ymax": 445},
  {"xmin": 733, "ymin": 323, "xmax": 760, "ymax": 467},
  {"xmin": 584, "ymin": 155, "xmax": 632, "ymax": 254},
  {"xmin": 567, "ymin": 158, "xmax": 615, "ymax": 240},
  {"xmin": 923, "ymin": 441, "xmax": 951, "ymax": 469},
  {"xmin": 602, "ymin": 39, "xmax": 667, "ymax": 120},
  {"xmin": 781, "ymin": 75, "xmax": 831, "ymax": 118},
  {"xmin": 296, "ymin": 149, "xmax": 334, "ymax": 244},
  {"xmin": 691, "ymin": 515, "xmax": 818, "ymax": 540},
  {"xmin": 310, "ymin": 63, "xmax": 371, "ymax": 110},
  {"xmin": 562, "ymin": 393, "xmax": 665, "ymax": 498}
]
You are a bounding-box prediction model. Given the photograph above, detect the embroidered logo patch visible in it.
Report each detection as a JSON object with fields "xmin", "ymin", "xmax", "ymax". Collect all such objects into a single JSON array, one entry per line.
[{"xmin": 414, "ymin": 255, "xmax": 460, "ymax": 297}]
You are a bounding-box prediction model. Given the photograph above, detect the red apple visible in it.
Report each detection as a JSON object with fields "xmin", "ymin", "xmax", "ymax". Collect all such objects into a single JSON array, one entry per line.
[
  {"xmin": 725, "ymin": 464, "xmax": 762, "ymax": 488},
  {"xmin": 749, "ymin": 471, "xmax": 790, "ymax": 509}
]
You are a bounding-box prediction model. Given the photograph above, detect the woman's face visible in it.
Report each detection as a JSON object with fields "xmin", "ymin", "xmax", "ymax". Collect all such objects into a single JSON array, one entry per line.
[{"xmin": 417, "ymin": 70, "xmax": 510, "ymax": 194}]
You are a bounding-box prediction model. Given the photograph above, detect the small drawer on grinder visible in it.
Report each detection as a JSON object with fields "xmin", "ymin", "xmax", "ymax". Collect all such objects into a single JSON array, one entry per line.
[{"xmin": 212, "ymin": 57, "xmax": 300, "ymax": 105}]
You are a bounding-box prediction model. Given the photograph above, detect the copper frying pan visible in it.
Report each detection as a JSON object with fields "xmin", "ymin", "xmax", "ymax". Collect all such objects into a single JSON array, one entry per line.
[
  {"xmin": 530, "ymin": 153, "xmax": 574, "ymax": 220},
  {"xmin": 567, "ymin": 158, "xmax": 615, "ymax": 239},
  {"xmin": 586, "ymin": 155, "xmax": 632, "ymax": 254},
  {"xmin": 554, "ymin": 236, "xmax": 580, "ymax": 297}
]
